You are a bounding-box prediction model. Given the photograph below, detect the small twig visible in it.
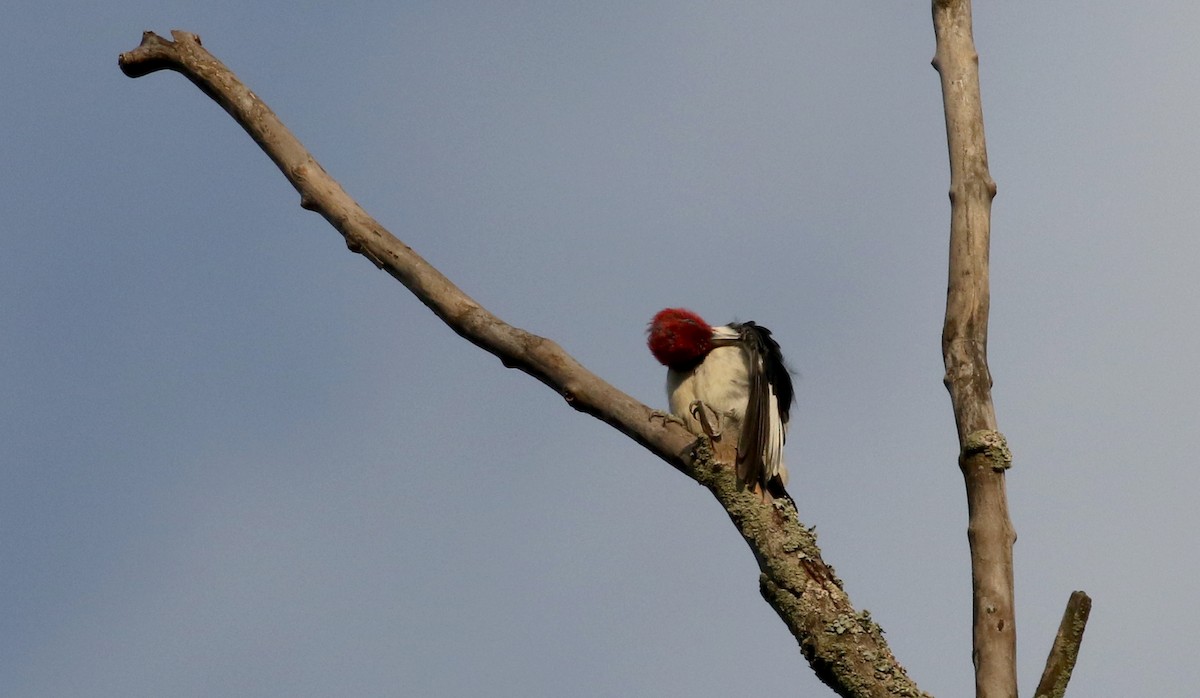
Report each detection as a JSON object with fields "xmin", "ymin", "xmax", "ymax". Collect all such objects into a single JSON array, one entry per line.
[{"xmin": 1034, "ymin": 591, "xmax": 1092, "ymax": 698}]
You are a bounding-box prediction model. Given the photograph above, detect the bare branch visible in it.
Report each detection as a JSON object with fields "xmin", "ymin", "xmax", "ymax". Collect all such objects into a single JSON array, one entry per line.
[
  {"xmin": 119, "ymin": 30, "xmax": 929, "ymax": 698},
  {"xmin": 1034, "ymin": 592, "xmax": 1092, "ymax": 698},
  {"xmin": 930, "ymin": 3, "xmax": 1018, "ymax": 698}
]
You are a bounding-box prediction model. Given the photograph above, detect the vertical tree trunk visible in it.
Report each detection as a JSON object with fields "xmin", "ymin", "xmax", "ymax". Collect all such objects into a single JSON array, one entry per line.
[{"xmin": 931, "ymin": 2, "xmax": 1017, "ymax": 698}]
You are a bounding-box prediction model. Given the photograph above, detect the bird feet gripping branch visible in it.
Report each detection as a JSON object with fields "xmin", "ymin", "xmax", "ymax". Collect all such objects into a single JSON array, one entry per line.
[
  {"xmin": 689, "ymin": 400, "xmax": 723, "ymax": 441},
  {"xmin": 649, "ymin": 409, "xmax": 688, "ymax": 429},
  {"xmin": 648, "ymin": 401, "xmax": 724, "ymax": 443}
]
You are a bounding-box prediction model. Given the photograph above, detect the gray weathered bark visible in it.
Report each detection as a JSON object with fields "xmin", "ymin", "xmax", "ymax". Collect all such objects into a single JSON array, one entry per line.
[{"xmin": 931, "ymin": 2, "xmax": 1016, "ymax": 696}]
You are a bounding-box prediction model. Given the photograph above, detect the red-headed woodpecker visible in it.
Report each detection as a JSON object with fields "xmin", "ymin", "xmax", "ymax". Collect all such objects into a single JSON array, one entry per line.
[{"xmin": 647, "ymin": 308, "xmax": 794, "ymax": 498}]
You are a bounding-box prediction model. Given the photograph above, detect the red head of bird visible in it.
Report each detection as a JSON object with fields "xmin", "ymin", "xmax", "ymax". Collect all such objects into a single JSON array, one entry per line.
[{"xmin": 646, "ymin": 307, "xmax": 716, "ymax": 371}]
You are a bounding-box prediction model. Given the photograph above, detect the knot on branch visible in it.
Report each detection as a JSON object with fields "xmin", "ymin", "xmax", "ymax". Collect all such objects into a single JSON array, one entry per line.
[{"xmin": 962, "ymin": 429, "xmax": 1011, "ymax": 471}]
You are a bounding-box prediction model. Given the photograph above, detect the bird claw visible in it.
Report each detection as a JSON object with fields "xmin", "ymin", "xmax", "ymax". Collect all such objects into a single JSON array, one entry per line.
[
  {"xmin": 689, "ymin": 400, "xmax": 722, "ymax": 440},
  {"xmin": 649, "ymin": 410, "xmax": 687, "ymax": 428}
]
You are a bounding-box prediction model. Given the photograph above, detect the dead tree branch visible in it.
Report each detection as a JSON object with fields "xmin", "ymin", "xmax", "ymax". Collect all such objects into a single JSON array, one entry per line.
[
  {"xmin": 1034, "ymin": 592, "xmax": 1092, "ymax": 698},
  {"xmin": 120, "ymin": 30, "xmax": 928, "ymax": 698}
]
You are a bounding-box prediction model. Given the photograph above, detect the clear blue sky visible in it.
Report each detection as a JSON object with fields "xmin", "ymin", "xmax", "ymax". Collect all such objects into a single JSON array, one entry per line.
[{"xmin": 4, "ymin": 3, "xmax": 1197, "ymax": 696}]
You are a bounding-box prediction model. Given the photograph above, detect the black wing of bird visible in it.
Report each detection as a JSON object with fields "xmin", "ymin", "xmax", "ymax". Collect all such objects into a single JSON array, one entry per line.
[{"xmin": 733, "ymin": 321, "xmax": 793, "ymax": 489}]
